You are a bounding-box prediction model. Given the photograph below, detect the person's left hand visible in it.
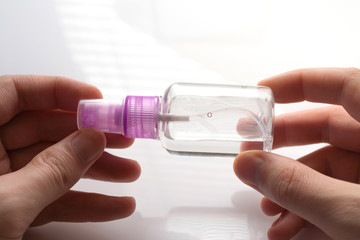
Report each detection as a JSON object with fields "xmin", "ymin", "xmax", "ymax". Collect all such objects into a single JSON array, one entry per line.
[{"xmin": 0, "ymin": 75, "xmax": 141, "ymax": 240}]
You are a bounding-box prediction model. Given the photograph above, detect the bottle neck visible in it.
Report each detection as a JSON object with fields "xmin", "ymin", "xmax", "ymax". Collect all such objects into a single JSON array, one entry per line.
[{"xmin": 122, "ymin": 96, "xmax": 161, "ymax": 139}]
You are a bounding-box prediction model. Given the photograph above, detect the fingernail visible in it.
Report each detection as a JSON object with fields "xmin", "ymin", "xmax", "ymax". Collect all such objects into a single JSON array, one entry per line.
[
  {"xmin": 72, "ymin": 129, "xmax": 106, "ymax": 163},
  {"xmin": 234, "ymin": 152, "xmax": 264, "ymax": 186}
]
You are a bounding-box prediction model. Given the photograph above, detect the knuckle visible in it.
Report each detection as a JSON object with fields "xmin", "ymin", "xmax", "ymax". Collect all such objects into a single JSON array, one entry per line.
[
  {"xmin": 271, "ymin": 164, "xmax": 307, "ymax": 206},
  {"xmin": 34, "ymin": 149, "xmax": 73, "ymax": 191}
]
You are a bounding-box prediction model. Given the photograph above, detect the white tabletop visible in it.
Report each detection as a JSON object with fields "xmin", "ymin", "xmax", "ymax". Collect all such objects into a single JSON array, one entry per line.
[{"xmin": 2, "ymin": 1, "xmax": 360, "ymax": 239}]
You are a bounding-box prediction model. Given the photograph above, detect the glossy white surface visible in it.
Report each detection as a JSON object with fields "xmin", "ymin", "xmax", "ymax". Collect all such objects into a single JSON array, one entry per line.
[{"xmin": 1, "ymin": 1, "xmax": 360, "ymax": 239}]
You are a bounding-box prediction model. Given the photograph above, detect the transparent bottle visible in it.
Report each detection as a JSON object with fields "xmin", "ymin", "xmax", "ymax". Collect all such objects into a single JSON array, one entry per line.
[{"xmin": 77, "ymin": 83, "xmax": 274, "ymax": 156}]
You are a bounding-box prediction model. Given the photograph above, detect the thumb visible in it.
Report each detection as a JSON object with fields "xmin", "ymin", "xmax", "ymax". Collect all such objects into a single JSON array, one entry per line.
[
  {"xmin": 17, "ymin": 129, "xmax": 106, "ymax": 213},
  {"xmin": 233, "ymin": 151, "xmax": 360, "ymax": 238}
]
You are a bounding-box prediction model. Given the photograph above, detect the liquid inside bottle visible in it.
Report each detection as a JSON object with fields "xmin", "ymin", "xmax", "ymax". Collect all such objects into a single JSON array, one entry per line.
[{"xmin": 159, "ymin": 83, "xmax": 274, "ymax": 155}]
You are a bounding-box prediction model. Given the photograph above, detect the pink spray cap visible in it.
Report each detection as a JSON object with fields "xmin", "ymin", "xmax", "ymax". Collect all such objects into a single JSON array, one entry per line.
[
  {"xmin": 77, "ymin": 100, "xmax": 125, "ymax": 134},
  {"xmin": 77, "ymin": 96, "xmax": 160, "ymax": 139}
]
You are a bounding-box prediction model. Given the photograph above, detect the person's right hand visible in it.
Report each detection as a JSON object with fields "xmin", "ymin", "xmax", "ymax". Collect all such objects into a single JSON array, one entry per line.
[{"xmin": 234, "ymin": 68, "xmax": 360, "ymax": 240}]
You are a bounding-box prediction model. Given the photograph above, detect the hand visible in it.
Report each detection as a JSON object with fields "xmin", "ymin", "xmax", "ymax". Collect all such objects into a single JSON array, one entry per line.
[
  {"xmin": 0, "ymin": 75, "xmax": 141, "ymax": 240},
  {"xmin": 233, "ymin": 68, "xmax": 360, "ymax": 240}
]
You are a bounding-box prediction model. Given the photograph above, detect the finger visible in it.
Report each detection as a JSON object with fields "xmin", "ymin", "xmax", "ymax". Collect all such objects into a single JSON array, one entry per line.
[
  {"xmin": 267, "ymin": 211, "xmax": 305, "ymax": 240},
  {"xmin": 104, "ymin": 133, "xmax": 135, "ymax": 149},
  {"xmin": 83, "ymin": 152, "xmax": 141, "ymax": 182},
  {"xmin": 297, "ymin": 146, "xmax": 360, "ymax": 183},
  {"xmin": 273, "ymin": 106, "xmax": 360, "ymax": 151},
  {"xmin": 31, "ymin": 191, "xmax": 135, "ymax": 226},
  {"xmin": 0, "ymin": 143, "xmax": 10, "ymax": 175},
  {"xmin": 9, "ymin": 144, "xmax": 140, "ymax": 182},
  {"xmin": 8, "ymin": 142, "xmax": 53, "ymax": 171},
  {"xmin": 1, "ymin": 111, "xmax": 134, "ymax": 150},
  {"xmin": 261, "ymin": 197, "xmax": 284, "ymax": 216},
  {"xmin": 0, "ymin": 75, "xmax": 102, "ymax": 125},
  {"xmin": 234, "ymin": 150, "xmax": 360, "ymax": 239},
  {"xmin": 2, "ymin": 129, "xmax": 106, "ymax": 219},
  {"xmin": 0, "ymin": 110, "xmax": 76, "ymax": 150},
  {"xmin": 258, "ymin": 67, "xmax": 360, "ymax": 122}
]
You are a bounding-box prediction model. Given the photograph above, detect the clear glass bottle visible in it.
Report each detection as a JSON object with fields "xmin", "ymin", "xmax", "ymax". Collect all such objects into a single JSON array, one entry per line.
[{"xmin": 77, "ymin": 83, "xmax": 274, "ymax": 156}]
